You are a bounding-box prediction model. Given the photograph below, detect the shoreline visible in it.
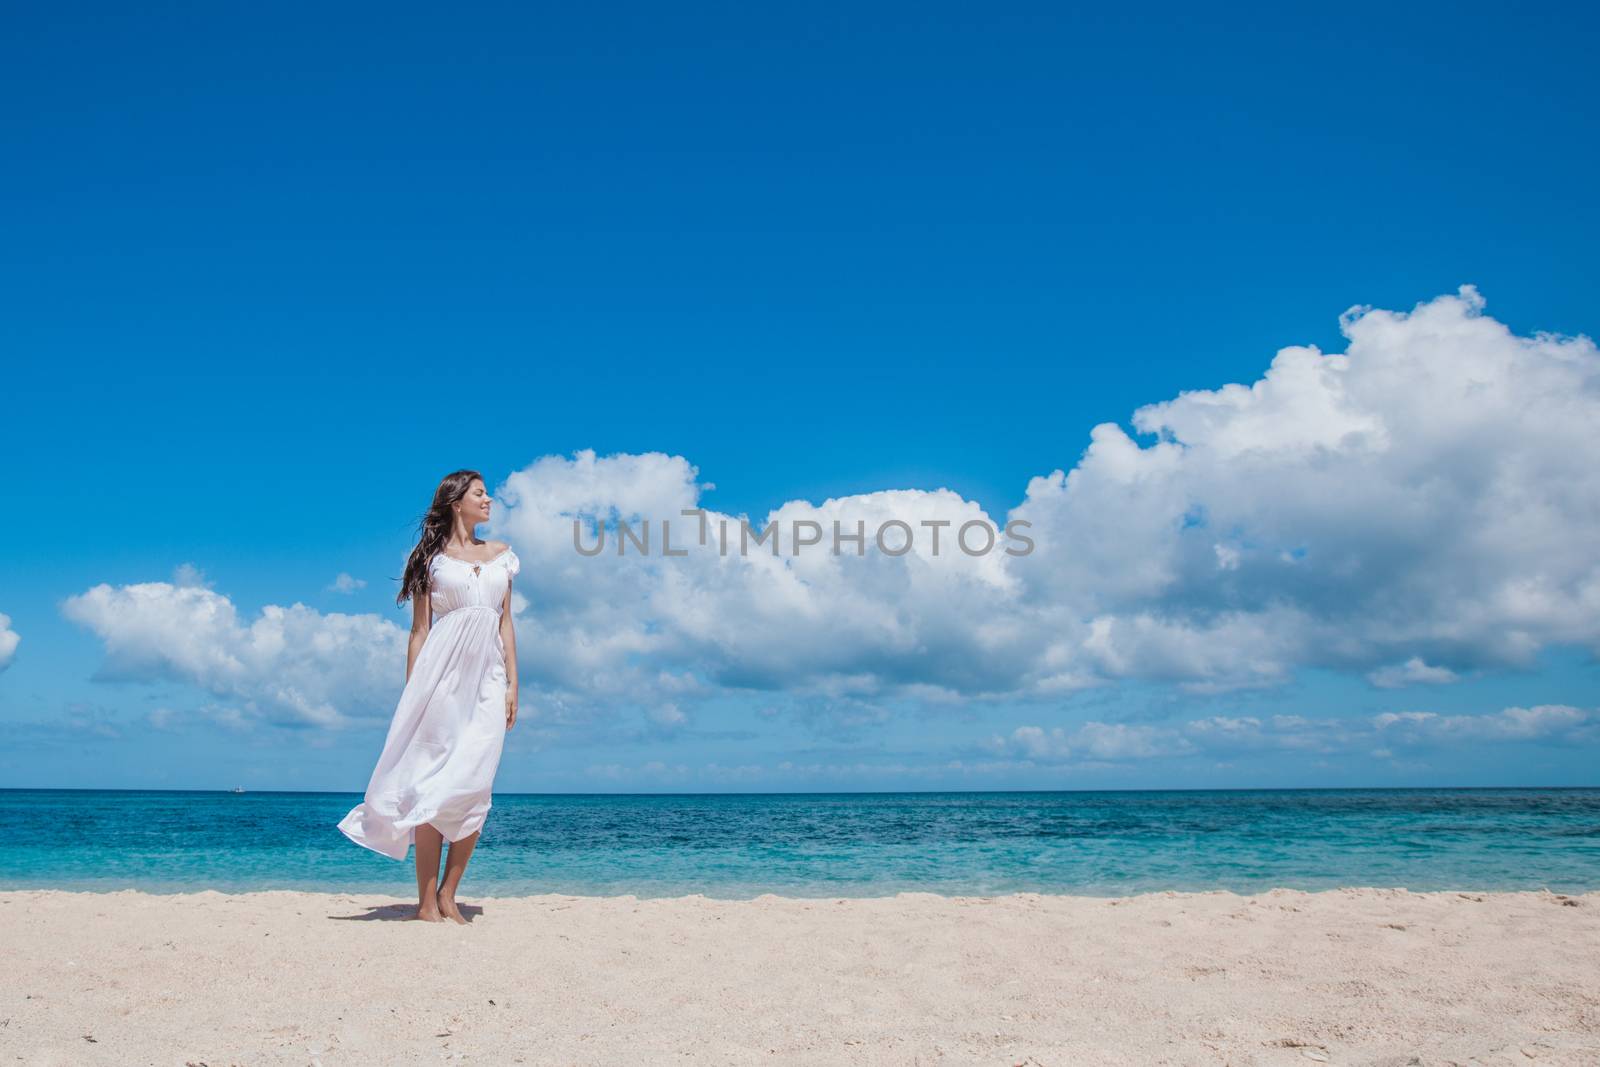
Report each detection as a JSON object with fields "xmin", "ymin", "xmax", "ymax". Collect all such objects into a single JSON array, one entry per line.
[
  {"xmin": 6, "ymin": 883, "xmax": 1600, "ymax": 900},
  {"xmin": 8, "ymin": 887, "xmax": 1599, "ymax": 1065}
]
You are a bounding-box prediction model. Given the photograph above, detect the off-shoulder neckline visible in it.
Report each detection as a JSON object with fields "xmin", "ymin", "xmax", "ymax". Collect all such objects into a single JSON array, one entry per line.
[{"xmin": 435, "ymin": 545, "xmax": 513, "ymax": 567}]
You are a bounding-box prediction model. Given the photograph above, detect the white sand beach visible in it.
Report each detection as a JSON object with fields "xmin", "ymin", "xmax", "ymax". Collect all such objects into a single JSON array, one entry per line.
[{"xmin": 3, "ymin": 887, "xmax": 1597, "ymax": 1066}]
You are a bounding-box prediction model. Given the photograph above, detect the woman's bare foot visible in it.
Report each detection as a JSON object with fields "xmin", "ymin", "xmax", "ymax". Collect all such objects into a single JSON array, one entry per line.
[
  {"xmin": 436, "ymin": 890, "xmax": 468, "ymax": 925},
  {"xmin": 413, "ymin": 901, "xmax": 444, "ymax": 922}
]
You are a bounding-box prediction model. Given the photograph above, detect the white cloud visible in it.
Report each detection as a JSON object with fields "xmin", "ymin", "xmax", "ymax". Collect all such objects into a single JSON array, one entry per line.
[
  {"xmin": 0, "ymin": 612, "xmax": 18, "ymax": 671},
  {"xmin": 646, "ymin": 701, "xmax": 689, "ymax": 730},
  {"xmin": 172, "ymin": 562, "xmax": 211, "ymax": 588},
  {"xmin": 1010, "ymin": 285, "xmax": 1600, "ymax": 688},
  {"xmin": 59, "ymin": 288, "xmax": 1600, "ymax": 737},
  {"xmin": 983, "ymin": 704, "xmax": 1597, "ymax": 765},
  {"xmin": 990, "ymin": 725, "xmax": 1074, "ymax": 761},
  {"xmin": 1368, "ymin": 656, "xmax": 1460, "ymax": 689},
  {"xmin": 61, "ymin": 580, "xmax": 407, "ymax": 728},
  {"xmin": 985, "ymin": 722, "xmax": 1194, "ymax": 762},
  {"xmin": 486, "ymin": 287, "xmax": 1600, "ymax": 712},
  {"xmin": 1372, "ymin": 704, "xmax": 1592, "ymax": 745},
  {"xmin": 329, "ymin": 573, "xmax": 367, "ymax": 594}
]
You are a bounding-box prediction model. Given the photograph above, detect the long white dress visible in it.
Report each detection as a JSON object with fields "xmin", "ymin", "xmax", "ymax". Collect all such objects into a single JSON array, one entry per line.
[{"xmin": 337, "ymin": 545, "xmax": 520, "ymax": 860}]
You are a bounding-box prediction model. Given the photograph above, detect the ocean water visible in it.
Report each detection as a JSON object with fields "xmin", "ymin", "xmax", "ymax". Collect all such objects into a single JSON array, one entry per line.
[{"xmin": 1, "ymin": 788, "xmax": 1597, "ymax": 897}]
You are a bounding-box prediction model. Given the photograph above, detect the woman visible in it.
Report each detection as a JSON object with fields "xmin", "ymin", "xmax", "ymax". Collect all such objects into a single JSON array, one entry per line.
[{"xmin": 337, "ymin": 470, "xmax": 520, "ymax": 923}]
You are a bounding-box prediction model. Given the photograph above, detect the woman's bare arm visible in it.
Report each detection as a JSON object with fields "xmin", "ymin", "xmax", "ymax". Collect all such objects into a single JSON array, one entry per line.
[
  {"xmin": 407, "ymin": 590, "xmax": 431, "ymax": 682},
  {"xmin": 500, "ymin": 560, "xmax": 519, "ymax": 728}
]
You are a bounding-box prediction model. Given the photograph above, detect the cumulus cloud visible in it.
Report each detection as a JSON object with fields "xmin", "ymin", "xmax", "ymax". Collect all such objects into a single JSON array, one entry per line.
[
  {"xmin": 329, "ymin": 573, "xmax": 367, "ymax": 594},
  {"xmin": 1367, "ymin": 657, "xmax": 1460, "ymax": 689},
  {"xmin": 0, "ymin": 611, "xmax": 18, "ymax": 671},
  {"xmin": 489, "ymin": 287, "xmax": 1600, "ymax": 715},
  {"xmin": 982, "ymin": 705, "xmax": 1596, "ymax": 765},
  {"xmin": 993, "ymin": 722, "xmax": 1193, "ymax": 762},
  {"xmin": 172, "ymin": 562, "xmax": 211, "ymax": 588},
  {"xmin": 1011, "ymin": 285, "xmax": 1600, "ymax": 689},
  {"xmin": 60, "ymin": 288, "xmax": 1600, "ymax": 737},
  {"xmin": 1372, "ymin": 704, "xmax": 1594, "ymax": 745},
  {"xmin": 645, "ymin": 701, "xmax": 689, "ymax": 732},
  {"xmin": 61, "ymin": 579, "xmax": 407, "ymax": 728}
]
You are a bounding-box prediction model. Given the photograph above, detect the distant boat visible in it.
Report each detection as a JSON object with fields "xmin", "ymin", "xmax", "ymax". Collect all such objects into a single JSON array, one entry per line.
[{"xmin": 231, "ymin": 787, "xmax": 246, "ymax": 794}]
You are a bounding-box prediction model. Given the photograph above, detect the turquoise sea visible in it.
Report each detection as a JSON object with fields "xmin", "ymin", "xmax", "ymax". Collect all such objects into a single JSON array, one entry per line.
[{"xmin": 2, "ymin": 788, "xmax": 1597, "ymax": 897}]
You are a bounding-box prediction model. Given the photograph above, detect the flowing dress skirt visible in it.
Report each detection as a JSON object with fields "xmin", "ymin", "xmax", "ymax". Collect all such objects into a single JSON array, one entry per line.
[{"xmin": 337, "ymin": 604, "xmax": 510, "ymax": 860}]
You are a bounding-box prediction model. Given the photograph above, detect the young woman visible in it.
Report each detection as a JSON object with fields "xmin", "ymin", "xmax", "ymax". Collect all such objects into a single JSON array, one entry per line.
[{"xmin": 337, "ymin": 470, "xmax": 520, "ymax": 923}]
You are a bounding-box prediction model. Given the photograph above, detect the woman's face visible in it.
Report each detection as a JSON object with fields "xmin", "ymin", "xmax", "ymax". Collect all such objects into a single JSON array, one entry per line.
[{"xmin": 455, "ymin": 479, "xmax": 491, "ymax": 524}]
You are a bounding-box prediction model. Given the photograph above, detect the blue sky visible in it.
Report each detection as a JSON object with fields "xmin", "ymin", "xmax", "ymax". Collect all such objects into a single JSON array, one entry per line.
[{"xmin": 3, "ymin": 2, "xmax": 1597, "ymax": 791}]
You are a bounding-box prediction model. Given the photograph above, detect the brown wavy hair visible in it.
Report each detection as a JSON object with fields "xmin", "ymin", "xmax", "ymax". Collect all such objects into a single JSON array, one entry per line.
[{"xmin": 397, "ymin": 469, "xmax": 484, "ymax": 605}]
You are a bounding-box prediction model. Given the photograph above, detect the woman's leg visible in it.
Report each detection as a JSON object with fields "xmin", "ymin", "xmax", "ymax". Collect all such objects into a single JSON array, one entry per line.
[
  {"xmin": 436, "ymin": 830, "xmax": 480, "ymax": 924},
  {"xmin": 413, "ymin": 823, "xmax": 444, "ymax": 921}
]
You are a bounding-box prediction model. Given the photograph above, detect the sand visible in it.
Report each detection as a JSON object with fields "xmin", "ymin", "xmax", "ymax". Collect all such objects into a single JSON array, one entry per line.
[{"xmin": 2, "ymin": 887, "xmax": 1597, "ymax": 1066}]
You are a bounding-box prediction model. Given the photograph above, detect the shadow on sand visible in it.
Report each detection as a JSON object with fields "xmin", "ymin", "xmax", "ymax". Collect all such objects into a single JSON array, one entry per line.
[{"xmin": 329, "ymin": 902, "xmax": 487, "ymax": 923}]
